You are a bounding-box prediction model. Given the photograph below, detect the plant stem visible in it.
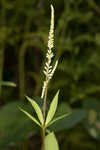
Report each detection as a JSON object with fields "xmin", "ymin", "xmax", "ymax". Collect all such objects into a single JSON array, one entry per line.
[
  {"xmin": 19, "ymin": 43, "xmax": 27, "ymax": 100},
  {"xmin": 41, "ymin": 126, "xmax": 46, "ymax": 150},
  {"xmin": 43, "ymin": 86, "xmax": 48, "ymax": 119},
  {"xmin": 42, "ymin": 81, "xmax": 48, "ymax": 150},
  {"xmin": 0, "ymin": 46, "xmax": 4, "ymax": 98}
]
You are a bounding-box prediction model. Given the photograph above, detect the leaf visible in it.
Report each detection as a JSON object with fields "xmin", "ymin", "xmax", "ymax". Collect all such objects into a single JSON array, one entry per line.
[
  {"xmin": 55, "ymin": 102, "xmax": 71, "ymax": 116},
  {"xmin": 26, "ymin": 96, "xmax": 44, "ymax": 125},
  {"xmin": 0, "ymin": 81, "xmax": 16, "ymax": 87},
  {"xmin": 0, "ymin": 101, "xmax": 39, "ymax": 148},
  {"xmin": 45, "ymin": 91, "xmax": 59, "ymax": 126},
  {"xmin": 33, "ymin": 96, "xmax": 43, "ymax": 109},
  {"xmin": 47, "ymin": 112, "xmax": 71, "ymax": 127},
  {"xmin": 45, "ymin": 132, "xmax": 59, "ymax": 150},
  {"xmin": 83, "ymin": 98, "xmax": 100, "ymax": 111},
  {"xmin": 19, "ymin": 107, "xmax": 41, "ymax": 127},
  {"xmin": 83, "ymin": 98, "xmax": 100, "ymax": 140},
  {"xmin": 49, "ymin": 109, "xmax": 87, "ymax": 132}
]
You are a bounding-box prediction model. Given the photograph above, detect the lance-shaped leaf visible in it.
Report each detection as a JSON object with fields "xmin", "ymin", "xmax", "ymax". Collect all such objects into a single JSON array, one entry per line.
[
  {"xmin": 45, "ymin": 132, "xmax": 59, "ymax": 150},
  {"xmin": 45, "ymin": 91, "xmax": 59, "ymax": 126},
  {"xmin": 46, "ymin": 112, "xmax": 71, "ymax": 127},
  {"xmin": 26, "ymin": 96, "xmax": 44, "ymax": 125},
  {"xmin": 19, "ymin": 107, "xmax": 41, "ymax": 127}
]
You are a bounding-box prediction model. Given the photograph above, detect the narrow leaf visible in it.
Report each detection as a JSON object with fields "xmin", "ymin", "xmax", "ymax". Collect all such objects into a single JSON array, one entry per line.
[
  {"xmin": 45, "ymin": 132, "xmax": 59, "ymax": 150},
  {"xmin": 46, "ymin": 91, "xmax": 59, "ymax": 126},
  {"xmin": 0, "ymin": 81, "xmax": 16, "ymax": 87},
  {"xmin": 19, "ymin": 107, "xmax": 41, "ymax": 127},
  {"xmin": 47, "ymin": 112, "xmax": 71, "ymax": 127},
  {"xmin": 26, "ymin": 96, "xmax": 44, "ymax": 125}
]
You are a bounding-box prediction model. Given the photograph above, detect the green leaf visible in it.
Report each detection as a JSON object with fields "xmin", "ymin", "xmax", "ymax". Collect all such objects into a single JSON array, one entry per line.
[
  {"xmin": 83, "ymin": 98, "xmax": 100, "ymax": 140},
  {"xmin": 47, "ymin": 112, "xmax": 71, "ymax": 127},
  {"xmin": 19, "ymin": 107, "xmax": 41, "ymax": 127},
  {"xmin": 45, "ymin": 91, "xmax": 59, "ymax": 126},
  {"xmin": 0, "ymin": 81, "xmax": 16, "ymax": 87},
  {"xmin": 49, "ymin": 109, "xmax": 87, "ymax": 132},
  {"xmin": 83, "ymin": 98, "xmax": 100, "ymax": 111},
  {"xmin": 0, "ymin": 101, "xmax": 39, "ymax": 148},
  {"xmin": 26, "ymin": 96, "xmax": 44, "ymax": 125},
  {"xmin": 45, "ymin": 132, "xmax": 59, "ymax": 150}
]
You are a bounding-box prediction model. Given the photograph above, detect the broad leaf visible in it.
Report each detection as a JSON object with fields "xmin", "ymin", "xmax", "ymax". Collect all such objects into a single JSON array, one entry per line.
[
  {"xmin": 46, "ymin": 91, "xmax": 59, "ymax": 126},
  {"xmin": 45, "ymin": 132, "xmax": 59, "ymax": 150},
  {"xmin": 26, "ymin": 96, "xmax": 44, "ymax": 125},
  {"xmin": 19, "ymin": 107, "xmax": 41, "ymax": 127}
]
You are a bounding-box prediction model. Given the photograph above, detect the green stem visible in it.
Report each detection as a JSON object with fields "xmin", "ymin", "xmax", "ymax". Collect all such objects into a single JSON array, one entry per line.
[
  {"xmin": 0, "ymin": 0, "xmax": 6, "ymax": 99},
  {"xmin": 0, "ymin": 48, "xmax": 4, "ymax": 98},
  {"xmin": 41, "ymin": 126, "xmax": 46, "ymax": 150},
  {"xmin": 43, "ymin": 86, "xmax": 48, "ymax": 120},
  {"xmin": 18, "ymin": 13, "xmax": 33, "ymax": 100},
  {"xmin": 42, "ymin": 81, "xmax": 48, "ymax": 150},
  {"xmin": 41, "ymin": 89, "xmax": 47, "ymax": 150},
  {"xmin": 19, "ymin": 43, "xmax": 27, "ymax": 100}
]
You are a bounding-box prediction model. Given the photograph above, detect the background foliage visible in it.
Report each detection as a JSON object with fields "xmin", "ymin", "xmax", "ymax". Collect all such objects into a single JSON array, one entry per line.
[{"xmin": 0, "ymin": 0, "xmax": 100, "ymax": 149}]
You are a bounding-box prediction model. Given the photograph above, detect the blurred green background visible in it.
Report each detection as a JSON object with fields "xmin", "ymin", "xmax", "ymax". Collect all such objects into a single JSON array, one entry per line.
[{"xmin": 0, "ymin": 0, "xmax": 100, "ymax": 149}]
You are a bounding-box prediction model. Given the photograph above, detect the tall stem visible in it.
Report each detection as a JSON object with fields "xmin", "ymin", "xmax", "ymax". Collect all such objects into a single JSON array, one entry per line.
[
  {"xmin": 19, "ymin": 43, "xmax": 27, "ymax": 100},
  {"xmin": 41, "ymin": 5, "xmax": 55, "ymax": 150},
  {"xmin": 43, "ymin": 86, "xmax": 48, "ymax": 119},
  {"xmin": 42, "ymin": 82, "xmax": 48, "ymax": 150}
]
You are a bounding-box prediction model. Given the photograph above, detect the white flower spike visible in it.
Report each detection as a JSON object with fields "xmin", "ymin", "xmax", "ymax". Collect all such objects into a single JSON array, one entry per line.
[{"xmin": 41, "ymin": 5, "xmax": 58, "ymax": 99}]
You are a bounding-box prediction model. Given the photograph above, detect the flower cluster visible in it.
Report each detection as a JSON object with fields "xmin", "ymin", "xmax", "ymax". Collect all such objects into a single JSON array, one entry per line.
[{"xmin": 41, "ymin": 5, "xmax": 58, "ymax": 99}]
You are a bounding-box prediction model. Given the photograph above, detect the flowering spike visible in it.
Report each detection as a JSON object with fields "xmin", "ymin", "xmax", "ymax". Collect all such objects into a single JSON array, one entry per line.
[
  {"xmin": 48, "ymin": 5, "xmax": 54, "ymax": 50},
  {"xmin": 41, "ymin": 5, "xmax": 58, "ymax": 99}
]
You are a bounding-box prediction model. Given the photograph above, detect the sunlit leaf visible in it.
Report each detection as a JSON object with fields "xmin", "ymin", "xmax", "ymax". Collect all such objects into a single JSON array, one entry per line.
[
  {"xmin": 45, "ymin": 132, "xmax": 59, "ymax": 150},
  {"xmin": 45, "ymin": 91, "xmax": 59, "ymax": 126}
]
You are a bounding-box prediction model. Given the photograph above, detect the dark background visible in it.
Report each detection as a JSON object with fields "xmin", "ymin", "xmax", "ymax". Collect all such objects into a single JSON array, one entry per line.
[{"xmin": 0, "ymin": 0, "xmax": 100, "ymax": 149}]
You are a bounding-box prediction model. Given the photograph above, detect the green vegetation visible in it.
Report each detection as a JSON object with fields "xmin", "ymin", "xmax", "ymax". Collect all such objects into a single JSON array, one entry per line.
[{"xmin": 0, "ymin": 0, "xmax": 100, "ymax": 149}]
